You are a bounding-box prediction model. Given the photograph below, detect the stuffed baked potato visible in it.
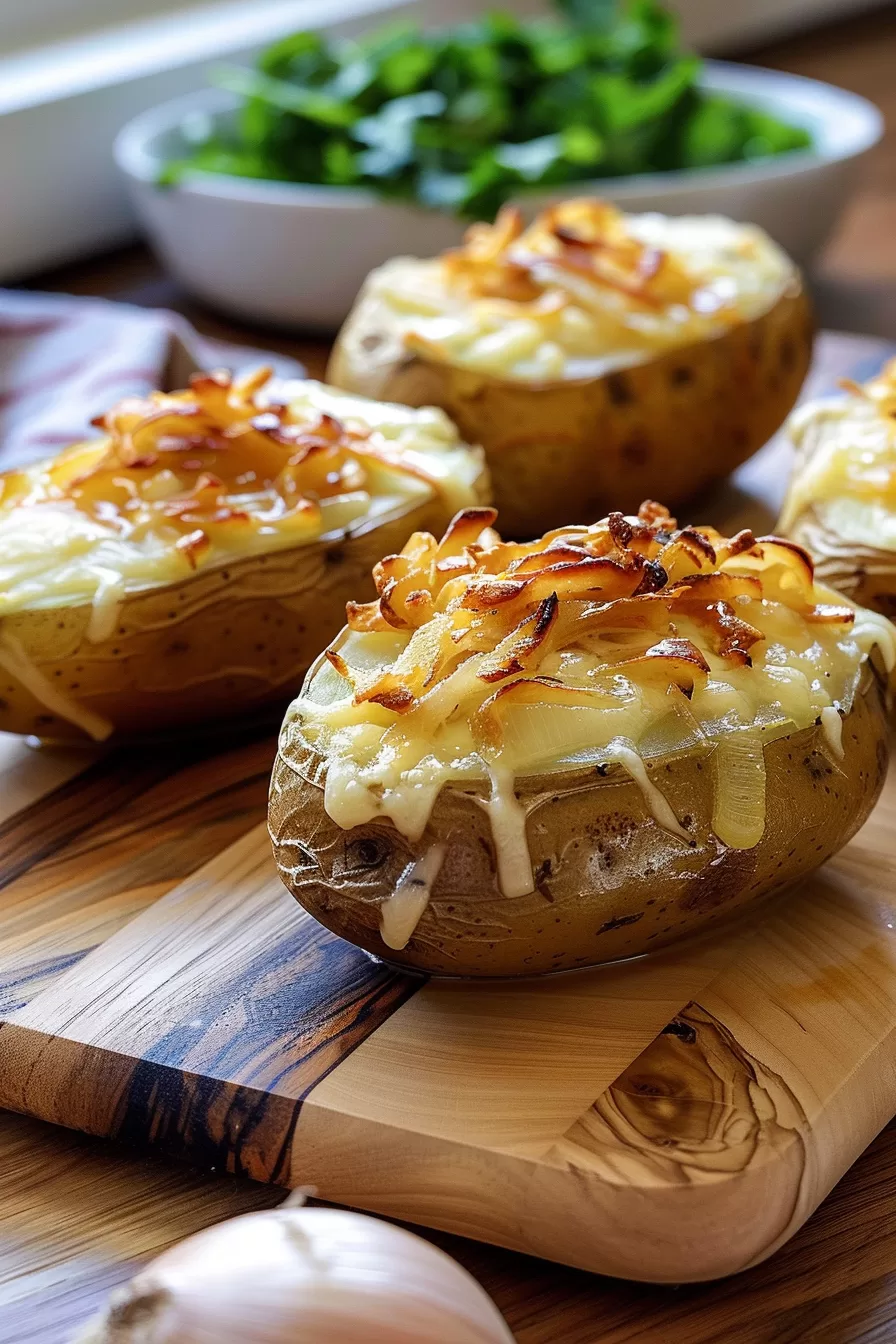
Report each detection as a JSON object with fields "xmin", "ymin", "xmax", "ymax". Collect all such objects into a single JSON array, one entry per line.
[
  {"xmin": 780, "ymin": 358, "xmax": 896, "ymax": 616},
  {"xmin": 0, "ymin": 368, "xmax": 487, "ymax": 742},
  {"xmin": 328, "ymin": 199, "xmax": 814, "ymax": 538},
  {"xmin": 270, "ymin": 501, "xmax": 893, "ymax": 977}
]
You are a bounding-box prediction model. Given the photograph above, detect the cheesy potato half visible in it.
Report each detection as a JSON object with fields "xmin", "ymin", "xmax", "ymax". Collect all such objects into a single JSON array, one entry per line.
[
  {"xmin": 329, "ymin": 200, "xmax": 813, "ymax": 536},
  {"xmin": 271, "ymin": 501, "xmax": 893, "ymax": 976},
  {"xmin": 780, "ymin": 358, "xmax": 896, "ymax": 615},
  {"xmin": 0, "ymin": 368, "xmax": 487, "ymax": 742}
]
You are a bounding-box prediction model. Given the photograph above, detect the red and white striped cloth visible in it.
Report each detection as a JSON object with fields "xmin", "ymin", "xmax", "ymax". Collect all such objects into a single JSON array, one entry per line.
[{"xmin": 0, "ymin": 289, "xmax": 303, "ymax": 469}]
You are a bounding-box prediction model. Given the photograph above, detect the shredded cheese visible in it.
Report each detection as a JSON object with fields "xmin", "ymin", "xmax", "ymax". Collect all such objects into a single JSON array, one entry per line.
[
  {"xmin": 0, "ymin": 370, "xmax": 485, "ymax": 625},
  {"xmin": 85, "ymin": 573, "xmax": 126, "ymax": 644},
  {"xmin": 820, "ymin": 704, "xmax": 845, "ymax": 759},
  {"xmin": 0, "ymin": 632, "xmax": 114, "ymax": 741},
  {"xmin": 603, "ymin": 738, "xmax": 690, "ymax": 842},
  {"xmin": 379, "ymin": 842, "xmax": 446, "ymax": 950},
  {"xmin": 339, "ymin": 201, "xmax": 797, "ymax": 384},
  {"xmin": 483, "ymin": 765, "xmax": 536, "ymax": 899},
  {"xmin": 781, "ymin": 358, "xmax": 896, "ymax": 549}
]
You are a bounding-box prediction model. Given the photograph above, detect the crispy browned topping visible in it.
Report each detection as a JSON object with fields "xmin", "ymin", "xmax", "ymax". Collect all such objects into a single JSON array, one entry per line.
[
  {"xmin": 1, "ymin": 369, "xmax": 435, "ymax": 561},
  {"xmin": 439, "ymin": 200, "xmax": 735, "ymax": 316},
  {"xmin": 90, "ymin": 368, "xmax": 372, "ymax": 500},
  {"xmin": 341, "ymin": 502, "xmax": 855, "ymax": 722}
]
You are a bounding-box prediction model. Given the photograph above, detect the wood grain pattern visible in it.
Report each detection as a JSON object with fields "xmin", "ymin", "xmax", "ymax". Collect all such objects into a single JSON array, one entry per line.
[
  {"xmin": 3, "ymin": 739, "xmax": 896, "ymax": 1282},
  {"xmin": 0, "ymin": 1110, "xmax": 283, "ymax": 1344},
  {"xmin": 287, "ymin": 763, "xmax": 896, "ymax": 1281},
  {"xmin": 0, "ymin": 734, "xmax": 88, "ymax": 827},
  {"xmin": 0, "ymin": 737, "xmax": 274, "ymax": 1013},
  {"xmin": 8, "ymin": 1099, "xmax": 896, "ymax": 1344},
  {"xmin": 0, "ymin": 822, "xmax": 418, "ymax": 1183}
]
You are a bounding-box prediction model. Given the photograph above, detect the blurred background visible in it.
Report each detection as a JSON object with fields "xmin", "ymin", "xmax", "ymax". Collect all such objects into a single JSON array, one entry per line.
[{"xmin": 2, "ymin": 0, "xmax": 894, "ymax": 337}]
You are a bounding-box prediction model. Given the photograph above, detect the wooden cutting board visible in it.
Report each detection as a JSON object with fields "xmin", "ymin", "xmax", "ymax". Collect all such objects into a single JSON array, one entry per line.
[{"xmin": 1, "ymin": 331, "xmax": 895, "ymax": 1285}]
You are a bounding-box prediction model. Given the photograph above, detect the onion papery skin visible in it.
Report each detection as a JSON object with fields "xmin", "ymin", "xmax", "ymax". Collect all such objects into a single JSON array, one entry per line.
[{"xmin": 75, "ymin": 1206, "xmax": 515, "ymax": 1344}]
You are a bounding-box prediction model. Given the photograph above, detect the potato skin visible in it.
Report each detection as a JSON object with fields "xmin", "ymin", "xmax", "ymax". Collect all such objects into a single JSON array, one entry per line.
[
  {"xmin": 786, "ymin": 507, "xmax": 896, "ymax": 620},
  {"xmin": 328, "ymin": 282, "xmax": 813, "ymax": 538},
  {"xmin": 269, "ymin": 664, "xmax": 887, "ymax": 978},
  {"xmin": 0, "ymin": 500, "xmax": 453, "ymax": 744}
]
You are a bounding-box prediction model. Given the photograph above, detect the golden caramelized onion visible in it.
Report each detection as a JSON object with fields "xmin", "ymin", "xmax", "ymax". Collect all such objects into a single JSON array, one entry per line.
[
  {"xmin": 328, "ymin": 199, "xmax": 810, "ymax": 539},
  {"xmin": 0, "ymin": 369, "xmax": 487, "ymax": 622},
  {"xmin": 441, "ymin": 200, "xmax": 714, "ymax": 314},
  {"xmin": 332, "ymin": 199, "xmax": 800, "ymax": 390},
  {"xmin": 0, "ymin": 370, "xmax": 487, "ymax": 743},
  {"xmin": 340, "ymin": 502, "xmax": 848, "ymax": 727},
  {"xmin": 402, "ymin": 200, "xmax": 752, "ymax": 377},
  {"xmin": 5, "ymin": 368, "xmax": 439, "ymax": 561}
]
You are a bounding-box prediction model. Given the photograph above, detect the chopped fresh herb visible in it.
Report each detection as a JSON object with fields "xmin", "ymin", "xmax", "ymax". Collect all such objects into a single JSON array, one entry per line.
[{"xmin": 160, "ymin": 0, "xmax": 813, "ymax": 216}]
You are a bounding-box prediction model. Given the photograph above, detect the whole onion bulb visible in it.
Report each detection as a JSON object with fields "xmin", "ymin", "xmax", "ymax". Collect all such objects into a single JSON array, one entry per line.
[{"xmin": 75, "ymin": 1201, "xmax": 515, "ymax": 1344}]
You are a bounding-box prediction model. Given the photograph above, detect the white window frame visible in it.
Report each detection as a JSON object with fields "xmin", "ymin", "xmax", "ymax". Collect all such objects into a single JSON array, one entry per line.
[{"xmin": 1, "ymin": 0, "xmax": 531, "ymax": 280}]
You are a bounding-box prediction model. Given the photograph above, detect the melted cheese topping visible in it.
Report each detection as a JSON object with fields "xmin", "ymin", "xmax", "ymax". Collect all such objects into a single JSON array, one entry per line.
[
  {"xmin": 780, "ymin": 359, "xmax": 896, "ymax": 548},
  {"xmin": 345, "ymin": 200, "xmax": 797, "ymax": 383},
  {"xmin": 282, "ymin": 505, "xmax": 896, "ymax": 901},
  {"xmin": 379, "ymin": 842, "xmax": 446, "ymax": 950},
  {"xmin": 0, "ymin": 370, "xmax": 485, "ymax": 622}
]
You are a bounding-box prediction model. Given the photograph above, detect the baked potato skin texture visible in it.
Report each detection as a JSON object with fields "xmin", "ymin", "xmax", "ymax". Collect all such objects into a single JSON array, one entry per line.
[
  {"xmin": 0, "ymin": 502, "xmax": 448, "ymax": 743},
  {"xmin": 270, "ymin": 664, "xmax": 887, "ymax": 978},
  {"xmin": 786, "ymin": 509, "xmax": 896, "ymax": 620},
  {"xmin": 328, "ymin": 284, "xmax": 814, "ymax": 539}
]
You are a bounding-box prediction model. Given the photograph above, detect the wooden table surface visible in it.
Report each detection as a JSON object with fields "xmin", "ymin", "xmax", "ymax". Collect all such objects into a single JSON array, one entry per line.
[{"xmin": 5, "ymin": 8, "xmax": 896, "ymax": 1342}]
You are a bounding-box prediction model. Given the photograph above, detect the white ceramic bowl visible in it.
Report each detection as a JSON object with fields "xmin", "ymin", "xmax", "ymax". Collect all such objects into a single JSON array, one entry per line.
[{"xmin": 115, "ymin": 61, "xmax": 882, "ymax": 331}]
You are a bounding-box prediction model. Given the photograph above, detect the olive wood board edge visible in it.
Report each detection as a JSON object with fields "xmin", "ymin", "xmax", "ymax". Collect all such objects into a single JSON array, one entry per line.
[{"xmin": 3, "ymin": 786, "xmax": 896, "ymax": 1283}]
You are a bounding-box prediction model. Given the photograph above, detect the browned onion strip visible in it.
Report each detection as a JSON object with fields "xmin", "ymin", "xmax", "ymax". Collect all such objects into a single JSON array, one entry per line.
[
  {"xmin": 806, "ymin": 605, "xmax": 856, "ymax": 625},
  {"xmin": 339, "ymin": 501, "xmax": 851, "ymax": 719},
  {"xmin": 325, "ymin": 649, "xmax": 351, "ymax": 679},
  {"xmin": 345, "ymin": 599, "xmax": 395, "ymax": 633},
  {"xmin": 668, "ymin": 572, "xmax": 763, "ymax": 604},
  {"xmin": 73, "ymin": 367, "xmax": 446, "ymax": 546},
  {"xmin": 675, "ymin": 599, "xmax": 764, "ymax": 665},
  {"xmin": 437, "ymin": 506, "xmax": 498, "ymax": 555},
  {"xmin": 460, "ymin": 578, "xmax": 529, "ymax": 611},
  {"xmin": 477, "ymin": 594, "xmax": 560, "ymax": 684},
  {"xmin": 471, "ymin": 675, "xmax": 618, "ymax": 753},
  {"xmin": 436, "ymin": 200, "xmax": 741, "ymax": 322},
  {"xmin": 610, "ymin": 637, "xmax": 711, "ymax": 693}
]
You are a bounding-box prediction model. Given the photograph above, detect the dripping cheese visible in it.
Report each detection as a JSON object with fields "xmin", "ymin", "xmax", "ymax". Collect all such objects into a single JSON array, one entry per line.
[
  {"xmin": 379, "ymin": 843, "xmax": 447, "ymax": 950},
  {"xmin": 286, "ymin": 502, "xmax": 896, "ymax": 897}
]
